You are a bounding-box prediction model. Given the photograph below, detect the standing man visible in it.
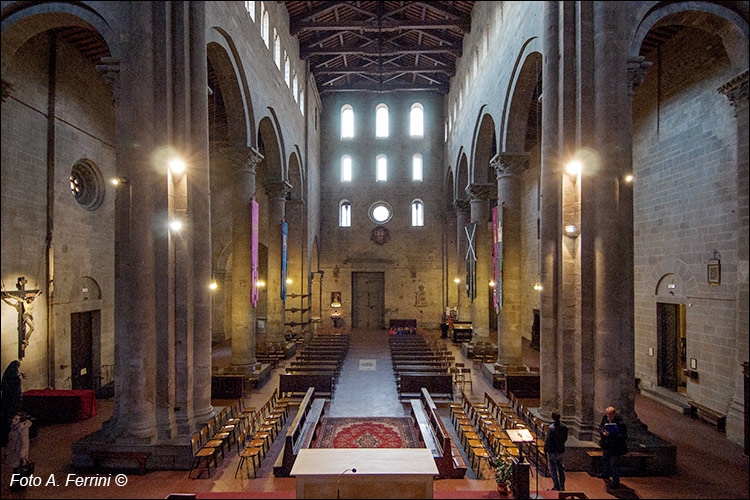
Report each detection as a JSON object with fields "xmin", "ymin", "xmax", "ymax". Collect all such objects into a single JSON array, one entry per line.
[
  {"xmin": 599, "ymin": 406, "xmax": 628, "ymax": 489},
  {"xmin": 544, "ymin": 410, "xmax": 568, "ymax": 491}
]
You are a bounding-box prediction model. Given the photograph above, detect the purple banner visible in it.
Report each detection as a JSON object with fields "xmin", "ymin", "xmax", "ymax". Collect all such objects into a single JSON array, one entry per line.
[
  {"xmin": 251, "ymin": 199, "xmax": 259, "ymax": 306},
  {"xmin": 281, "ymin": 221, "xmax": 288, "ymax": 302},
  {"xmin": 492, "ymin": 206, "xmax": 499, "ymax": 313}
]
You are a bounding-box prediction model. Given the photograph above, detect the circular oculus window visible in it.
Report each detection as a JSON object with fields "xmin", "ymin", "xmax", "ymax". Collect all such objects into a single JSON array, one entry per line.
[
  {"xmin": 69, "ymin": 159, "xmax": 105, "ymax": 211},
  {"xmin": 369, "ymin": 201, "xmax": 393, "ymax": 224}
]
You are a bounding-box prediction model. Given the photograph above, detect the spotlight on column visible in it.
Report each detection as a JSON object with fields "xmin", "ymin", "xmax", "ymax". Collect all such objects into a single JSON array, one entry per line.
[
  {"xmin": 533, "ymin": 282, "xmax": 543, "ymax": 291},
  {"xmin": 625, "ymin": 174, "xmax": 634, "ymax": 183},
  {"xmin": 453, "ymin": 277, "xmax": 461, "ymax": 284},
  {"xmin": 111, "ymin": 176, "xmax": 128, "ymax": 186},
  {"xmin": 169, "ymin": 219, "xmax": 183, "ymax": 232},
  {"xmin": 565, "ymin": 160, "xmax": 582, "ymax": 177},
  {"xmin": 169, "ymin": 158, "xmax": 186, "ymax": 175},
  {"xmin": 286, "ymin": 278, "xmax": 293, "ymax": 285},
  {"xmin": 209, "ymin": 281, "xmax": 218, "ymax": 291},
  {"xmin": 564, "ymin": 225, "xmax": 579, "ymax": 237},
  {"xmin": 489, "ymin": 281, "xmax": 496, "ymax": 288},
  {"xmin": 256, "ymin": 280, "xmax": 266, "ymax": 288}
]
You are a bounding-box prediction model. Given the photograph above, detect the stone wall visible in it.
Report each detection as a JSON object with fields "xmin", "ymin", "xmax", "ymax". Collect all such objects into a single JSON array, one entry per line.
[
  {"xmin": 319, "ymin": 92, "xmax": 445, "ymax": 329},
  {"xmin": 632, "ymin": 26, "xmax": 739, "ymax": 413}
]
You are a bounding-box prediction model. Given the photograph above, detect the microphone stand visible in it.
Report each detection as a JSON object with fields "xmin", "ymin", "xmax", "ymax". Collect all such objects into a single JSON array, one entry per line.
[{"xmin": 336, "ymin": 467, "xmax": 356, "ymax": 499}]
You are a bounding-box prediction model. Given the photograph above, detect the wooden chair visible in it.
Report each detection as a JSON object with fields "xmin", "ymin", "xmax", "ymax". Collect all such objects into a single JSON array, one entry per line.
[
  {"xmin": 198, "ymin": 425, "xmax": 225, "ymax": 462},
  {"xmin": 235, "ymin": 426, "xmax": 263, "ymax": 479},
  {"xmin": 459, "ymin": 368, "xmax": 473, "ymax": 393},
  {"xmin": 189, "ymin": 433, "xmax": 217, "ymax": 479}
]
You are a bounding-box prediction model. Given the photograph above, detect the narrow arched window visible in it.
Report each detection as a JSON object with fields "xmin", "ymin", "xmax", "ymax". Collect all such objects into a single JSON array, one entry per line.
[
  {"xmin": 245, "ymin": 1, "xmax": 256, "ymax": 21},
  {"xmin": 341, "ymin": 105, "xmax": 354, "ymax": 139},
  {"xmin": 339, "ymin": 200, "xmax": 351, "ymax": 227},
  {"xmin": 292, "ymin": 73, "xmax": 298, "ymax": 102},
  {"xmin": 284, "ymin": 54, "xmax": 290, "ymax": 86},
  {"xmin": 410, "ymin": 103, "xmax": 424, "ymax": 137},
  {"xmin": 274, "ymin": 30, "xmax": 281, "ymax": 69},
  {"xmin": 341, "ymin": 155, "xmax": 352, "ymax": 182},
  {"xmin": 411, "ymin": 200, "xmax": 424, "ymax": 227},
  {"xmin": 299, "ymin": 91, "xmax": 304, "ymax": 115},
  {"xmin": 261, "ymin": 4, "xmax": 269, "ymax": 47},
  {"xmin": 412, "ymin": 154, "xmax": 423, "ymax": 182},
  {"xmin": 376, "ymin": 103, "xmax": 389, "ymax": 138},
  {"xmin": 376, "ymin": 154, "xmax": 387, "ymax": 182}
]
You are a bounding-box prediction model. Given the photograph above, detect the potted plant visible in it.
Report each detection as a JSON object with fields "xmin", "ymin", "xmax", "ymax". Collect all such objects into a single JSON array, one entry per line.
[{"xmin": 494, "ymin": 449, "xmax": 515, "ymax": 498}]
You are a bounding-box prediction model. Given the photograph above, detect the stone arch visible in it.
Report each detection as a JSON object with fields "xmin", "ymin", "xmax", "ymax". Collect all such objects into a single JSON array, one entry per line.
[
  {"xmin": 69, "ymin": 276, "xmax": 103, "ymax": 303},
  {"xmin": 287, "ymin": 148, "xmax": 304, "ymax": 201},
  {"xmin": 456, "ymin": 152, "xmax": 469, "ymax": 201},
  {"xmin": 649, "ymin": 258, "xmax": 699, "ymax": 298},
  {"xmin": 445, "ymin": 168, "xmax": 455, "ymax": 205},
  {"xmin": 470, "ymin": 110, "xmax": 497, "ymax": 184},
  {"xmin": 257, "ymin": 114, "xmax": 284, "ymax": 183},
  {"xmin": 1, "ymin": 3, "xmax": 119, "ymax": 74},
  {"xmin": 630, "ymin": 3, "xmax": 749, "ymax": 69},
  {"xmin": 502, "ymin": 49, "xmax": 543, "ymax": 153}
]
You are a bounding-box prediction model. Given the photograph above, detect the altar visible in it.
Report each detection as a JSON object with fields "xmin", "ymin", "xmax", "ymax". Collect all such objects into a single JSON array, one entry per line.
[{"xmin": 291, "ymin": 448, "xmax": 438, "ymax": 499}]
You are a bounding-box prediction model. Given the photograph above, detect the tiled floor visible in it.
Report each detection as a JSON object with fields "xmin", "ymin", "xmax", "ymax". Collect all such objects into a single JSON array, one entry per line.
[{"xmin": 1, "ymin": 329, "xmax": 747, "ymax": 499}]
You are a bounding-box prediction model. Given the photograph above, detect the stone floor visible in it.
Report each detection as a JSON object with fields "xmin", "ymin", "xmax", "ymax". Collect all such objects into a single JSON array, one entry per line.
[{"xmin": 1, "ymin": 329, "xmax": 747, "ymax": 499}]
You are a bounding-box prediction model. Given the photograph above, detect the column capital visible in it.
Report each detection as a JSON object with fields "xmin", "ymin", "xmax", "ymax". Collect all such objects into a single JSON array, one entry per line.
[
  {"xmin": 454, "ymin": 199, "xmax": 471, "ymax": 216},
  {"xmin": 627, "ymin": 56, "xmax": 652, "ymax": 96},
  {"xmin": 265, "ymin": 180, "xmax": 292, "ymax": 200},
  {"xmin": 491, "ymin": 152, "xmax": 529, "ymax": 179},
  {"xmin": 221, "ymin": 145, "xmax": 264, "ymax": 172},
  {"xmin": 718, "ymin": 70, "xmax": 749, "ymax": 112},
  {"xmin": 95, "ymin": 57, "xmax": 120, "ymax": 102},
  {"xmin": 465, "ymin": 183, "xmax": 496, "ymax": 201}
]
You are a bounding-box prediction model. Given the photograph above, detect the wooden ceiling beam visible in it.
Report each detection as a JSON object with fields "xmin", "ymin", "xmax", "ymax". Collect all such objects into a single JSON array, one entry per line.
[
  {"xmin": 316, "ymin": 66, "xmax": 453, "ymax": 75},
  {"xmin": 302, "ymin": 45, "xmax": 460, "ymax": 57},
  {"xmin": 292, "ymin": 19, "xmax": 470, "ymax": 34}
]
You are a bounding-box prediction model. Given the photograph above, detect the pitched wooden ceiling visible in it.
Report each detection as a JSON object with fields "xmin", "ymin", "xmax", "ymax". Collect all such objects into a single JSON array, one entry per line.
[{"xmin": 284, "ymin": 1, "xmax": 475, "ymax": 93}]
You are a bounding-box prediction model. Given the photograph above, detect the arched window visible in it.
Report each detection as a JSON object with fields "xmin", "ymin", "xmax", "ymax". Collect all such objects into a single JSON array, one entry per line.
[
  {"xmin": 273, "ymin": 29, "xmax": 281, "ymax": 69},
  {"xmin": 376, "ymin": 103, "xmax": 389, "ymax": 138},
  {"xmin": 299, "ymin": 90, "xmax": 304, "ymax": 115},
  {"xmin": 410, "ymin": 103, "xmax": 424, "ymax": 137},
  {"xmin": 444, "ymin": 121, "xmax": 448, "ymax": 142},
  {"xmin": 339, "ymin": 200, "xmax": 351, "ymax": 227},
  {"xmin": 341, "ymin": 105, "xmax": 354, "ymax": 139},
  {"xmin": 284, "ymin": 54, "xmax": 290, "ymax": 86},
  {"xmin": 473, "ymin": 50, "xmax": 479, "ymax": 80},
  {"xmin": 261, "ymin": 4, "xmax": 269, "ymax": 47},
  {"xmin": 292, "ymin": 73, "xmax": 298, "ymax": 102},
  {"xmin": 376, "ymin": 154, "xmax": 387, "ymax": 182},
  {"xmin": 412, "ymin": 154, "xmax": 423, "ymax": 181},
  {"xmin": 411, "ymin": 200, "xmax": 424, "ymax": 227},
  {"xmin": 245, "ymin": 1, "xmax": 256, "ymax": 21},
  {"xmin": 341, "ymin": 155, "xmax": 352, "ymax": 182}
]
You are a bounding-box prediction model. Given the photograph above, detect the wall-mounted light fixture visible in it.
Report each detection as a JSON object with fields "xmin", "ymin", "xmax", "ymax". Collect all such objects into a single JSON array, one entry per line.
[
  {"xmin": 208, "ymin": 281, "xmax": 218, "ymax": 291},
  {"xmin": 533, "ymin": 282, "xmax": 543, "ymax": 291},
  {"xmin": 565, "ymin": 160, "xmax": 582, "ymax": 177},
  {"xmin": 169, "ymin": 219, "xmax": 183, "ymax": 232},
  {"xmin": 625, "ymin": 174, "xmax": 634, "ymax": 183},
  {"xmin": 564, "ymin": 225, "xmax": 579, "ymax": 237},
  {"xmin": 453, "ymin": 277, "xmax": 461, "ymax": 284},
  {"xmin": 111, "ymin": 176, "xmax": 129, "ymax": 186},
  {"xmin": 488, "ymin": 281, "xmax": 496, "ymax": 288},
  {"xmin": 256, "ymin": 280, "xmax": 266, "ymax": 288},
  {"xmin": 285, "ymin": 278, "xmax": 293, "ymax": 285},
  {"xmin": 169, "ymin": 158, "xmax": 186, "ymax": 175}
]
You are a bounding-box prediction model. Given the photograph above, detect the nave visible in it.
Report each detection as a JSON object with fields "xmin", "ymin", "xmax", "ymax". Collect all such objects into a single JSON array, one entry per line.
[{"xmin": 1, "ymin": 329, "xmax": 747, "ymax": 499}]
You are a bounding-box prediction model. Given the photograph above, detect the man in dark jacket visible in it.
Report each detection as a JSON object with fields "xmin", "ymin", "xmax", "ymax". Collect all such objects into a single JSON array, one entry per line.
[
  {"xmin": 599, "ymin": 406, "xmax": 628, "ymax": 488},
  {"xmin": 544, "ymin": 410, "xmax": 568, "ymax": 491}
]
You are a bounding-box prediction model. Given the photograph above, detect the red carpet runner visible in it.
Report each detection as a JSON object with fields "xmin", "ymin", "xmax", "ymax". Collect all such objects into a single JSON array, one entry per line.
[{"xmin": 313, "ymin": 417, "xmax": 420, "ymax": 448}]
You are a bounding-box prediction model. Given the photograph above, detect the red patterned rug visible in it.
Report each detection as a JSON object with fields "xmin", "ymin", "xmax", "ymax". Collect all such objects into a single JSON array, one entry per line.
[{"xmin": 313, "ymin": 417, "xmax": 421, "ymax": 448}]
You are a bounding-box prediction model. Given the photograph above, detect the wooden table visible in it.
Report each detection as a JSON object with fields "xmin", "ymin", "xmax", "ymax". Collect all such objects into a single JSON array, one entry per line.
[
  {"xmin": 22, "ymin": 389, "xmax": 96, "ymax": 422},
  {"xmin": 291, "ymin": 448, "xmax": 438, "ymax": 499}
]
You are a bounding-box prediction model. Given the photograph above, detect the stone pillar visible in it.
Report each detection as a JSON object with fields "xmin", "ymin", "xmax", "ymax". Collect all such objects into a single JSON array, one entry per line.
[
  {"xmin": 224, "ymin": 146, "xmax": 264, "ymax": 372},
  {"xmin": 455, "ymin": 200, "xmax": 471, "ymax": 321},
  {"xmin": 492, "ymin": 153, "xmax": 528, "ymax": 367},
  {"xmin": 466, "ymin": 183, "xmax": 495, "ymax": 341},
  {"xmin": 719, "ymin": 70, "xmax": 749, "ymax": 447},
  {"xmin": 539, "ymin": 0, "xmax": 561, "ymax": 420},
  {"xmin": 266, "ymin": 181, "xmax": 292, "ymax": 342}
]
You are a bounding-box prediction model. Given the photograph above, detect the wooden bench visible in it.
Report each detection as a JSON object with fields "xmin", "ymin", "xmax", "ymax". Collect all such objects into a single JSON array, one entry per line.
[
  {"xmin": 273, "ymin": 388, "xmax": 327, "ymax": 477},
  {"xmin": 688, "ymin": 401, "xmax": 726, "ymax": 432},
  {"xmin": 421, "ymin": 389, "xmax": 467, "ymax": 479},
  {"xmin": 505, "ymin": 373, "xmax": 540, "ymax": 398},
  {"xmin": 398, "ymin": 374, "xmax": 453, "ymax": 401},
  {"xmin": 90, "ymin": 450, "xmax": 151, "ymax": 475},
  {"xmin": 451, "ymin": 322, "xmax": 473, "ymax": 342},
  {"xmin": 586, "ymin": 450, "xmax": 652, "ymax": 477},
  {"xmin": 279, "ymin": 374, "xmax": 333, "ymax": 401}
]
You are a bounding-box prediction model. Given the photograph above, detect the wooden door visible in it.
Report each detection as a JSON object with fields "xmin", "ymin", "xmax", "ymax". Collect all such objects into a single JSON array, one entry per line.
[
  {"xmin": 657, "ymin": 303, "xmax": 679, "ymax": 391},
  {"xmin": 71, "ymin": 310, "xmax": 97, "ymax": 390},
  {"xmin": 351, "ymin": 272, "xmax": 384, "ymax": 329}
]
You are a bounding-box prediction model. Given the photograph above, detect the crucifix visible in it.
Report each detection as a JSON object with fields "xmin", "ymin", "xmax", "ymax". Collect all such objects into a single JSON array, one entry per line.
[{"xmin": 1, "ymin": 276, "xmax": 41, "ymax": 359}]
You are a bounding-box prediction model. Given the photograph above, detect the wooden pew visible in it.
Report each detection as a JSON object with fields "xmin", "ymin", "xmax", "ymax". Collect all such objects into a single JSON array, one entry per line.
[
  {"xmin": 279, "ymin": 374, "xmax": 333, "ymax": 401},
  {"xmin": 505, "ymin": 373, "xmax": 540, "ymax": 398},
  {"xmin": 688, "ymin": 400, "xmax": 727, "ymax": 432},
  {"xmin": 398, "ymin": 374, "xmax": 453, "ymax": 401},
  {"xmin": 421, "ymin": 389, "xmax": 468, "ymax": 478},
  {"xmin": 586, "ymin": 450, "xmax": 653, "ymax": 477},
  {"xmin": 273, "ymin": 388, "xmax": 327, "ymax": 477}
]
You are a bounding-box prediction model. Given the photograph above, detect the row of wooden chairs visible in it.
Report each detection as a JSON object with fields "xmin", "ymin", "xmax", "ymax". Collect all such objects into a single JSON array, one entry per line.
[
  {"xmin": 235, "ymin": 389, "xmax": 290, "ymax": 479},
  {"xmin": 189, "ymin": 399, "xmax": 254, "ymax": 478},
  {"xmin": 449, "ymin": 391, "xmax": 495, "ymax": 479}
]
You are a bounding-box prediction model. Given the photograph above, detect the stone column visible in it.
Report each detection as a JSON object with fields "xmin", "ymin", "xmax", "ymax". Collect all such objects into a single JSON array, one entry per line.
[
  {"xmin": 492, "ymin": 153, "xmax": 528, "ymax": 367},
  {"xmin": 466, "ymin": 183, "xmax": 495, "ymax": 341},
  {"xmin": 539, "ymin": 0, "xmax": 561, "ymax": 419},
  {"xmin": 266, "ymin": 181, "xmax": 292, "ymax": 342},
  {"xmin": 224, "ymin": 146, "xmax": 264, "ymax": 372},
  {"xmin": 455, "ymin": 200, "xmax": 471, "ymax": 321},
  {"xmin": 719, "ymin": 70, "xmax": 749, "ymax": 447}
]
